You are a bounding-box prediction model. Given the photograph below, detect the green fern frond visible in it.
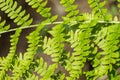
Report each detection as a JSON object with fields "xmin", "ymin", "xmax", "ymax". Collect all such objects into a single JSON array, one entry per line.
[
  {"xmin": 34, "ymin": 58, "xmax": 57, "ymax": 80},
  {"xmin": 34, "ymin": 58, "xmax": 48, "ymax": 78},
  {"xmin": 60, "ymin": 0, "xmax": 79, "ymax": 18},
  {"xmin": 86, "ymin": 24, "xmax": 120, "ymax": 79},
  {"xmin": 25, "ymin": 57, "xmax": 57, "ymax": 80},
  {"xmin": 25, "ymin": 0, "xmax": 58, "ymax": 25},
  {"xmin": 0, "ymin": 28, "xmax": 21, "ymax": 80},
  {"xmin": 88, "ymin": 0, "xmax": 112, "ymax": 21},
  {"xmin": 25, "ymin": 0, "xmax": 51, "ymax": 18},
  {"xmin": 11, "ymin": 5, "xmax": 58, "ymax": 78},
  {"xmin": 0, "ymin": 16, "xmax": 10, "ymax": 35},
  {"xmin": 65, "ymin": 21, "xmax": 97, "ymax": 80},
  {"xmin": 11, "ymin": 29, "xmax": 41, "ymax": 79},
  {"xmin": 0, "ymin": 0, "xmax": 33, "ymax": 27},
  {"xmin": 43, "ymin": 24, "xmax": 65, "ymax": 62},
  {"xmin": 60, "ymin": 0, "xmax": 81, "ymax": 23},
  {"xmin": 26, "ymin": 73, "xmax": 38, "ymax": 80}
]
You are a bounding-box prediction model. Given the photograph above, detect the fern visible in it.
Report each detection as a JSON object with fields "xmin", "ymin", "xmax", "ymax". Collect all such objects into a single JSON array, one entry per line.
[
  {"xmin": 10, "ymin": 0, "xmax": 57, "ymax": 79},
  {"xmin": 60, "ymin": 0, "xmax": 81, "ymax": 24},
  {"xmin": 94, "ymin": 24, "xmax": 120, "ymax": 79},
  {"xmin": 0, "ymin": 16, "xmax": 10, "ymax": 35},
  {"xmin": 88, "ymin": 0, "xmax": 112, "ymax": 21},
  {"xmin": 0, "ymin": 0, "xmax": 120, "ymax": 80},
  {"xmin": 0, "ymin": 28, "xmax": 21, "ymax": 79},
  {"xmin": 85, "ymin": 24, "xmax": 120, "ymax": 80},
  {"xmin": 60, "ymin": 0, "xmax": 79, "ymax": 18},
  {"xmin": 0, "ymin": 0, "xmax": 33, "ymax": 27},
  {"xmin": 34, "ymin": 58, "xmax": 57, "ymax": 80},
  {"xmin": 43, "ymin": 24, "xmax": 65, "ymax": 62},
  {"xmin": 25, "ymin": 0, "xmax": 51, "ymax": 18},
  {"xmin": 63, "ymin": 20, "xmax": 97, "ymax": 80}
]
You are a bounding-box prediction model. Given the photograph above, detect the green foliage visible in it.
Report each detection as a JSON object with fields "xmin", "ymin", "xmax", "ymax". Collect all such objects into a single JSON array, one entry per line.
[
  {"xmin": 64, "ymin": 21, "xmax": 97, "ymax": 80},
  {"xmin": 43, "ymin": 24, "xmax": 65, "ymax": 62},
  {"xmin": 0, "ymin": 28, "xmax": 21, "ymax": 80},
  {"xmin": 0, "ymin": 16, "xmax": 10, "ymax": 32},
  {"xmin": 0, "ymin": 0, "xmax": 120, "ymax": 80},
  {"xmin": 0, "ymin": 0, "xmax": 33, "ymax": 27},
  {"xmin": 118, "ymin": 0, "xmax": 120, "ymax": 13},
  {"xmin": 25, "ymin": 0, "xmax": 51, "ymax": 18},
  {"xmin": 88, "ymin": 0, "xmax": 112, "ymax": 21}
]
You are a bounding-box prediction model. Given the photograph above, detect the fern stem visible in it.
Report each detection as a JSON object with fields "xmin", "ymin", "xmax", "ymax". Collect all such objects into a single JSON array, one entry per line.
[
  {"xmin": 0, "ymin": 22, "xmax": 63, "ymax": 34},
  {"xmin": 0, "ymin": 20, "xmax": 120, "ymax": 34}
]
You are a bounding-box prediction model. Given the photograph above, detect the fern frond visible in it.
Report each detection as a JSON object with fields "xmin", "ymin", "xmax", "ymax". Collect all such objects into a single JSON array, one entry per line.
[
  {"xmin": 11, "ymin": 20, "xmax": 50, "ymax": 79},
  {"xmin": 41, "ymin": 63, "xmax": 57, "ymax": 80},
  {"xmin": 26, "ymin": 73, "xmax": 38, "ymax": 80},
  {"xmin": 0, "ymin": 0, "xmax": 33, "ymax": 27},
  {"xmin": 25, "ymin": 0, "xmax": 51, "ymax": 18},
  {"xmin": 0, "ymin": 16, "xmax": 10, "ymax": 36},
  {"xmin": 10, "ymin": 3, "xmax": 58, "ymax": 77},
  {"xmin": 11, "ymin": 29, "xmax": 41, "ymax": 79},
  {"xmin": 60, "ymin": 0, "xmax": 79, "ymax": 18},
  {"xmin": 25, "ymin": 57, "xmax": 58, "ymax": 80},
  {"xmin": 51, "ymin": 71, "xmax": 65, "ymax": 80},
  {"xmin": 65, "ymin": 21, "xmax": 96, "ymax": 80},
  {"xmin": 0, "ymin": 28, "xmax": 21, "ymax": 80},
  {"xmin": 25, "ymin": 0, "xmax": 58, "ymax": 25},
  {"xmin": 86, "ymin": 24, "xmax": 120, "ymax": 79},
  {"xmin": 34, "ymin": 58, "xmax": 48, "ymax": 78},
  {"xmin": 60, "ymin": 0, "xmax": 81, "ymax": 23},
  {"xmin": 88, "ymin": 0, "xmax": 112, "ymax": 21},
  {"xmin": 34, "ymin": 58, "xmax": 57, "ymax": 80},
  {"xmin": 43, "ymin": 24, "xmax": 65, "ymax": 62}
]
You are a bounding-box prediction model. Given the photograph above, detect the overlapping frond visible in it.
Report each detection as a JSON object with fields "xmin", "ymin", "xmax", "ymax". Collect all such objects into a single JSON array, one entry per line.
[
  {"xmin": 86, "ymin": 24, "xmax": 120, "ymax": 80},
  {"xmin": 60, "ymin": 0, "xmax": 79, "ymax": 18},
  {"xmin": 3, "ymin": 0, "xmax": 58, "ymax": 79}
]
